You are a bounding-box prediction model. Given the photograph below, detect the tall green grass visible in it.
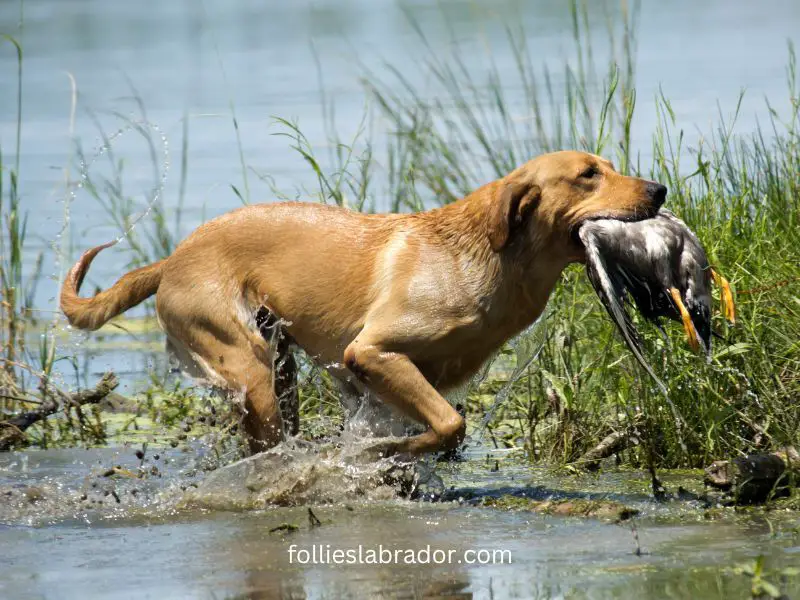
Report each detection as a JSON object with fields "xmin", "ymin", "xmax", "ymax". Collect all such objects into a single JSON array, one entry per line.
[
  {"xmin": 289, "ymin": 1, "xmax": 799, "ymax": 467},
  {"xmin": 1, "ymin": 23, "xmax": 111, "ymax": 448},
  {"xmin": 0, "ymin": 32, "xmax": 49, "ymax": 397},
  {"xmin": 3, "ymin": 0, "xmax": 798, "ymax": 467},
  {"xmin": 0, "ymin": 33, "xmax": 25, "ymax": 391}
]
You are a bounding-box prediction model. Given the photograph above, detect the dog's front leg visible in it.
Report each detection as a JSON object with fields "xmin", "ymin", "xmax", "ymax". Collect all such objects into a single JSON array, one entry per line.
[{"xmin": 343, "ymin": 338, "xmax": 465, "ymax": 456}]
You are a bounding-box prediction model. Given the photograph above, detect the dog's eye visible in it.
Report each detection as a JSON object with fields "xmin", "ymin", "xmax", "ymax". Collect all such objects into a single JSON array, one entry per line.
[{"xmin": 579, "ymin": 166, "xmax": 599, "ymax": 179}]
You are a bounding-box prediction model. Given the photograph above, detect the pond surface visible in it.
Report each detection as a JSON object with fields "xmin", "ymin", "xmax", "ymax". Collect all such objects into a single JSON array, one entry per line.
[{"xmin": 1, "ymin": 444, "xmax": 799, "ymax": 599}]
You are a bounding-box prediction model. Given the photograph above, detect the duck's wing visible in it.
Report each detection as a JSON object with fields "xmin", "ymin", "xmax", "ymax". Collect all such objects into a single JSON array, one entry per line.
[
  {"xmin": 615, "ymin": 264, "xmax": 674, "ymax": 321},
  {"xmin": 579, "ymin": 227, "xmax": 668, "ymax": 394}
]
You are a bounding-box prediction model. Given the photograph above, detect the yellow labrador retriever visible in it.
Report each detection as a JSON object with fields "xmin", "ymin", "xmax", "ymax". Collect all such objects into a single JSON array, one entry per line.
[{"xmin": 61, "ymin": 151, "xmax": 666, "ymax": 455}]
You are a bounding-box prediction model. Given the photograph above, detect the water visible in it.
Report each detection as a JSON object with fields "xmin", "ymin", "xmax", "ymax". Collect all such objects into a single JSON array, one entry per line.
[{"xmin": 1, "ymin": 445, "xmax": 799, "ymax": 599}]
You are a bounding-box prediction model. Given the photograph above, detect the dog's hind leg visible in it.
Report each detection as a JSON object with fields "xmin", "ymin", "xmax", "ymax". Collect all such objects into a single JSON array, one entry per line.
[
  {"xmin": 158, "ymin": 303, "xmax": 285, "ymax": 454},
  {"xmin": 256, "ymin": 307, "xmax": 299, "ymax": 437},
  {"xmin": 275, "ymin": 341, "xmax": 299, "ymax": 437}
]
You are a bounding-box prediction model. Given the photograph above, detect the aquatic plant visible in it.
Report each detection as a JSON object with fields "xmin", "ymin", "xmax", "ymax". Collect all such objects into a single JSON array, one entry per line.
[{"xmin": 0, "ymin": 21, "xmax": 115, "ymax": 448}]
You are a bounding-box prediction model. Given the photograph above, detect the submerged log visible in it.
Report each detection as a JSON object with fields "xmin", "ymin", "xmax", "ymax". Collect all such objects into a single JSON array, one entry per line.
[
  {"xmin": 0, "ymin": 372, "xmax": 118, "ymax": 451},
  {"xmin": 576, "ymin": 429, "xmax": 634, "ymax": 471},
  {"xmin": 704, "ymin": 447, "xmax": 799, "ymax": 504}
]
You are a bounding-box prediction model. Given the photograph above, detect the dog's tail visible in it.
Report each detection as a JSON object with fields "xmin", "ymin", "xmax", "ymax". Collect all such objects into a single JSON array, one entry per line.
[{"xmin": 60, "ymin": 241, "xmax": 166, "ymax": 331}]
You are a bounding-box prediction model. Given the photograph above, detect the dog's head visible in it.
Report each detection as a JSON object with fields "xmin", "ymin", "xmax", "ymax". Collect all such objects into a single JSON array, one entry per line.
[{"xmin": 486, "ymin": 150, "xmax": 666, "ymax": 260}]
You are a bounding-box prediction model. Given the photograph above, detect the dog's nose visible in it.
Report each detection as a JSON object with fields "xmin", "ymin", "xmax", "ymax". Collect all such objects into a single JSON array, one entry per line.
[{"xmin": 647, "ymin": 182, "xmax": 667, "ymax": 208}]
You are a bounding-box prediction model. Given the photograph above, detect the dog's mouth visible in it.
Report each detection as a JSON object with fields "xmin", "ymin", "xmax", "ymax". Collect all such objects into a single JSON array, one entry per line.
[{"xmin": 569, "ymin": 209, "xmax": 658, "ymax": 249}]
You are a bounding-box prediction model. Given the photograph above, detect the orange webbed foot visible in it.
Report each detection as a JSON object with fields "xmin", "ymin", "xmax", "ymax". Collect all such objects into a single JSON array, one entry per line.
[
  {"xmin": 669, "ymin": 287, "xmax": 700, "ymax": 353},
  {"xmin": 711, "ymin": 269, "xmax": 736, "ymax": 325}
]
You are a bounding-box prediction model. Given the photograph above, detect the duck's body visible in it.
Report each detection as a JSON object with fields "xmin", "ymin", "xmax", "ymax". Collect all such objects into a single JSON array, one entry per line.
[{"xmin": 579, "ymin": 210, "xmax": 735, "ymax": 385}]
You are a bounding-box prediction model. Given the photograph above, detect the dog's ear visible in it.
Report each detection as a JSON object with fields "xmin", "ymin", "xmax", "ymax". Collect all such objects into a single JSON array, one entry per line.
[{"xmin": 487, "ymin": 182, "xmax": 541, "ymax": 251}]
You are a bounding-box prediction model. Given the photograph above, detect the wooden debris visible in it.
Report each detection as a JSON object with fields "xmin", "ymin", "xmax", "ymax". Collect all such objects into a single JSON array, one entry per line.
[
  {"xmin": 0, "ymin": 372, "xmax": 118, "ymax": 451},
  {"xmin": 704, "ymin": 447, "xmax": 799, "ymax": 504},
  {"xmin": 577, "ymin": 429, "xmax": 632, "ymax": 471}
]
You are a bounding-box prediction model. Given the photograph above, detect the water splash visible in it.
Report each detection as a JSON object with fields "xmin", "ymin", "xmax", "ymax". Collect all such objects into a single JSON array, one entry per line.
[
  {"xmin": 47, "ymin": 114, "xmax": 171, "ymax": 388},
  {"xmin": 181, "ymin": 438, "xmax": 415, "ymax": 510},
  {"xmin": 475, "ymin": 306, "xmax": 551, "ymax": 438}
]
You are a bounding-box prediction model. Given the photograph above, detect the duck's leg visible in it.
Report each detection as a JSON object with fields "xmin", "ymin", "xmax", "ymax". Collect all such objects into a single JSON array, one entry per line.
[
  {"xmin": 668, "ymin": 288, "xmax": 700, "ymax": 352},
  {"xmin": 711, "ymin": 269, "xmax": 736, "ymax": 325}
]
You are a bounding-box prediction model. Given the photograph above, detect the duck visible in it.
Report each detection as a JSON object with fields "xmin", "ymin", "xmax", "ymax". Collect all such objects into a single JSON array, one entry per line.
[{"xmin": 579, "ymin": 210, "xmax": 735, "ymax": 381}]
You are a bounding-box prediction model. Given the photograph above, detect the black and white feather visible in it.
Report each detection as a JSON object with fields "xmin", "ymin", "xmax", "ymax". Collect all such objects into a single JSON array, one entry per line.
[{"xmin": 579, "ymin": 210, "xmax": 715, "ymax": 392}]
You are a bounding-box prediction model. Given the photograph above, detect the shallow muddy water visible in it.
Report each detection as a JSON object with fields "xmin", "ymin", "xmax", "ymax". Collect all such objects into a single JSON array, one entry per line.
[{"xmin": 2, "ymin": 444, "xmax": 798, "ymax": 599}]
